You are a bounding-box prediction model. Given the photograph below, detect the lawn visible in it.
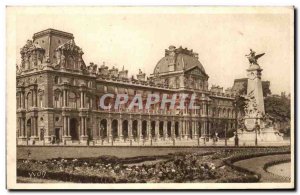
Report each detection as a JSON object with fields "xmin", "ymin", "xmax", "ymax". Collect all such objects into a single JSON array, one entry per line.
[{"xmin": 17, "ymin": 146, "xmax": 291, "ymax": 183}]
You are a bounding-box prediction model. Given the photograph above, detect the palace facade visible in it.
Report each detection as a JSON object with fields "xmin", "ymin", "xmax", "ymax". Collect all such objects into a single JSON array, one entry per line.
[{"xmin": 16, "ymin": 29, "xmax": 237, "ymax": 145}]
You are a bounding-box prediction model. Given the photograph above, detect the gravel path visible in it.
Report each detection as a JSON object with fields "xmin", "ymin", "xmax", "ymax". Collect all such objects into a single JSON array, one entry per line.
[
  {"xmin": 234, "ymin": 154, "xmax": 291, "ymax": 183},
  {"xmin": 267, "ymin": 162, "xmax": 291, "ymax": 178}
]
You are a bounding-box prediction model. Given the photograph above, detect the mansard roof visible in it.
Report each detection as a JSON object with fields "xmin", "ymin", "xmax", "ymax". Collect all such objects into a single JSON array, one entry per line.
[{"xmin": 153, "ymin": 46, "xmax": 206, "ymax": 75}]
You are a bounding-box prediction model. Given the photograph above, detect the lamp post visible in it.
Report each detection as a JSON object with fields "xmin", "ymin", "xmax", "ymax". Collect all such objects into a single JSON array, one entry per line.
[
  {"xmin": 255, "ymin": 120, "xmax": 259, "ymax": 146},
  {"xmin": 205, "ymin": 98, "xmax": 211, "ymax": 143},
  {"xmin": 224, "ymin": 120, "xmax": 227, "ymax": 146},
  {"xmin": 233, "ymin": 96, "xmax": 239, "ymax": 147}
]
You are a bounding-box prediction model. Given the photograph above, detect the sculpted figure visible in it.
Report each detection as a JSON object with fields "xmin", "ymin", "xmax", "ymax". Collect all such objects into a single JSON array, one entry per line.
[{"xmin": 245, "ymin": 49, "xmax": 265, "ymax": 65}]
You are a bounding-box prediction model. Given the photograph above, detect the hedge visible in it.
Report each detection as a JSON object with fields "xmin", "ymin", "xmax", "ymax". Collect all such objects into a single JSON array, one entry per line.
[{"xmin": 221, "ymin": 151, "xmax": 290, "ymax": 183}]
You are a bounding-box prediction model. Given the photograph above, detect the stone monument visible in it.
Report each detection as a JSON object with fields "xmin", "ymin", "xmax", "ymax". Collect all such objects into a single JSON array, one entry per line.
[{"xmin": 237, "ymin": 49, "xmax": 283, "ymax": 145}]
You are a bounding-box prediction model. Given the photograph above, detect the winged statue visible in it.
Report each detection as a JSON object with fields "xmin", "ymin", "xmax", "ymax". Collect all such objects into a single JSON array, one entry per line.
[{"xmin": 245, "ymin": 49, "xmax": 265, "ymax": 65}]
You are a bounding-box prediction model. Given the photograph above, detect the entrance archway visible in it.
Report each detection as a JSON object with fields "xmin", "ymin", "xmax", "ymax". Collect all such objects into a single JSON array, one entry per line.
[
  {"xmin": 167, "ymin": 121, "xmax": 171, "ymax": 137},
  {"xmin": 122, "ymin": 120, "xmax": 128, "ymax": 140},
  {"xmin": 26, "ymin": 119, "xmax": 31, "ymax": 137},
  {"xmin": 100, "ymin": 119, "xmax": 107, "ymax": 139},
  {"xmin": 55, "ymin": 128, "xmax": 60, "ymax": 142},
  {"xmin": 159, "ymin": 121, "xmax": 164, "ymax": 137},
  {"xmin": 142, "ymin": 120, "xmax": 147, "ymax": 139},
  {"xmin": 112, "ymin": 119, "xmax": 118, "ymax": 139},
  {"xmin": 189, "ymin": 122, "xmax": 193, "ymax": 139},
  {"xmin": 132, "ymin": 120, "xmax": 138, "ymax": 140},
  {"xmin": 198, "ymin": 122, "xmax": 202, "ymax": 137},
  {"xmin": 70, "ymin": 118, "xmax": 79, "ymax": 140},
  {"xmin": 175, "ymin": 122, "xmax": 179, "ymax": 138},
  {"xmin": 151, "ymin": 121, "xmax": 156, "ymax": 137}
]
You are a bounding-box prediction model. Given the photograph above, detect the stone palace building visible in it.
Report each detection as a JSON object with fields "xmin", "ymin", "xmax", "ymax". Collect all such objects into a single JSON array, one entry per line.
[{"xmin": 16, "ymin": 29, "xmax": 238, "ymax": 145}]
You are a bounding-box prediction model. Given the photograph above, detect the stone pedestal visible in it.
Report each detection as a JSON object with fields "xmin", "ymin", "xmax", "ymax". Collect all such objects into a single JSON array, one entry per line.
[
  {"xmin": 44, "ymin": 136, "xmax": 52, "ymax": 144},
  {"xmin": 29, "ymin": 136, "xmax": 39, "ymax": 145},
  {"xmin": 62, "ymin": 136, "xmax": 71, "ymax": 141},
  {"xmin": 80, "ymin": 135, "xmax": 88, "ymax": 145},
  {"xmin": 17, "ymin": 136, "xmax": 27, "ymax": 145},
  {"xmin": 232, "ymin": 60, "xmax": 285, "ymax": 145},
  {"xmin": 237, "ymin": 127, "xmax": 283, "ymax": 145}
]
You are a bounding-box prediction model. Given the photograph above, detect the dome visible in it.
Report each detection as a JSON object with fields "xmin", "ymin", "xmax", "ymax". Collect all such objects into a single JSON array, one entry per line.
[{"xmin": 153, "ymin": 46, "xmax": 206, "ymax": 74}]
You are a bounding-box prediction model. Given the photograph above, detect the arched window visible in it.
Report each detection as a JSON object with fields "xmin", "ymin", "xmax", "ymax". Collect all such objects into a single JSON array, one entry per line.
[
  {"xmin": 223, "ymin": 108, "xmax": 226, "ymax": 117},
  {"xmin": 175, "ymin": 77, "xmax": 180, "ymax": 88},
  {"xmin": 26, "ymin": 92, "xmax": 32, "ymax": 109},
  {"xmin": 54, "ymin": 76, "xmax": 59, "ymax": 84},
  {"xmin": 88, "ymin": 81, "xmax": 93, "ymax": 88},
  {"xmin": 67, "ymin": 56, "xmax": 74, "ymax": 69},
  {"xmin": 39, "ymin": 94, "xmax": 44, "ymax": 108},
  {"xmin": 54, "ymin": 90, "xmax": 61, "ymax": 108},
  {"xmin": 16, "ymin": 93, "xmax": 20, "ymax": 108},
  {"xmin": 68, "ymin": 92, "xmax": 77, "ymax": 108},
  {"xmin": 85, "ymin": 95, "xmax": 92, "ymax": 109}
]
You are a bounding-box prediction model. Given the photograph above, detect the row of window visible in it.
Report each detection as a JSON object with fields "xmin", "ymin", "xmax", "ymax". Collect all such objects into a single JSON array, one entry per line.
[{"xmin": 54, "ymin": 76, "xmax": 93, "ymax": 88}]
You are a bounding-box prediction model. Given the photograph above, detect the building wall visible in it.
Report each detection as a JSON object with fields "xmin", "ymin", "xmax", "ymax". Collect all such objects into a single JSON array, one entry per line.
[{"xmin": 16, "ymin": 29, "xmax": 236, "ymax": 145}]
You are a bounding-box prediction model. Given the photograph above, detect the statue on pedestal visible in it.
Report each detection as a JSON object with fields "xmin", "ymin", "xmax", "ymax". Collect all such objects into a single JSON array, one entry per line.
[
  {"xmin": 245, "ymin": 49, "xmax": 265, "ymax": 65},
  {"xmin": 231, "ymin": 49, "xmax": 283, "ymax": 145}
]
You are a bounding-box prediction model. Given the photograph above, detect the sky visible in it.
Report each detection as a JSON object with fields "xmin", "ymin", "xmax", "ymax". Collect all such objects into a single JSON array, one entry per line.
[{"xmin": 11, "ymin": 7, "xmax": 293, "ymax": 94}]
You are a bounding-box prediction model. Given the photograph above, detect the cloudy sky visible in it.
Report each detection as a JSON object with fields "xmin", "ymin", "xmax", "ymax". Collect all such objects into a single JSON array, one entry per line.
[{"xmin": 11, "ymin": 7, "xmax": 293, "ymax": 94}]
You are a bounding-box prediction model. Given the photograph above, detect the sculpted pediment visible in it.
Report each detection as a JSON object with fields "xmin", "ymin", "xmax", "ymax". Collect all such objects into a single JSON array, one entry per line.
[{"xmin": 184, "ymin": 66, "xmax": 208, "ymax": 78}]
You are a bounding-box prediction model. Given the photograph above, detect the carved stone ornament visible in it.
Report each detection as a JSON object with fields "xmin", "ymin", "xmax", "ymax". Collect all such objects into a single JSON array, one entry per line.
[
  {"xmin": 20, "ymin": 40, "xmax": 45, "ymax": 70},
  {"xmin": 55, "ymin": 39, "xmax": 86, "ymax": 71},
  {"xmin": 17, "ymin": 79, "xmax": 25, "ymax": 87},
  {"xmin": 243, "ymin": 90, "xmax": 262, "ymax": 118}
]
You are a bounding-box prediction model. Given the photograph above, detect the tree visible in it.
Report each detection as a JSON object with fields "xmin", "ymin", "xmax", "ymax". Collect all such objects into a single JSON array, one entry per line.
[
  {"xmin": 264, "ymin": 95, "xmax": 290, "ymax": 122},
  {"xmin": 264, "ymin": 95, "xmax": 291, "ymax": 135},
  {"xmin": 235, "ymin": 80, "xmax": 271, "ymax": 115},
  {"xmin": 262, "ymin": 81, "xmax": 272, "ymax": 97}
]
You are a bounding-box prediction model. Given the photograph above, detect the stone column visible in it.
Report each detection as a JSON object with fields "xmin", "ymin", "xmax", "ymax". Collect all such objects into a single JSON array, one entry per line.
[
  {"xmin": 67, "ymin": 117, "xmax": 70, "ymax": 136},
  {"xmin": 30, "ymin": 89, "xmax": 34, "ymax": 108},
  {"xmin": 182, "ymin": 120, "xmax": 186, "ymax": 139},
  {"xmin": 138, "ymin": 119, "xmax": 142, "ymax": 140},
  {"xmin": 186, "ymin": 121, "xmax": 191, "ymax": 139},
  {"xmin": 79, "ymin": 116, "xmax": 88, "ymax": 144},
  {"xmin": 171, "ymin": 120, "xmax": 175, "ymax": 139},
  {"xmin": 128, "ymin": 119, "xmax": 133, "ymax": 140},
  {"xmin": 163, "ymin": 120, "xmax": 167, "ymax": 139},
  {"xmin": 20, "ymin": 117, "xmax": 25, "ymax": 137},
  {"xmin": 19, "ymin": 92, "xmax": 23, "ymax": 108},
  {"xmin": 30, "ymin": 116, "xmax": 38, "ymax": 142},
  {"xmin": 63, "ymin": 116, "xmax": 67, "ymax": 136},
  {"xmin": 195, "ymin": 122, "xmax": 199, "ymax": 138},
  {"xmin": 22, "ymin": 91, "xmax": 25, "ymax": 109},
  {"xmin": 84, "ymin": 117, "xmax": 87, "ymax": 136},
  {"xmin": 147, "ymin": 120, "xmax": 151, "ymax": 140},
  {"xmin": 107, "ymin": 118, "xmax": 112, "ymax": 141},
  {"xmin": 35, "ymin": 116, "xmax": 38, "ymax": 138},
  {"xmin": 80, "ymin": 117, "xmax": 84, "ymax": 136},
  {"xmin": 209, "ymin": 121, "xmax": 212, "ymax": 138},
  {"xmin": 63, "ymin": 89, "xmax": 66, "ymax": 107},
  {"xmin": 66, "ymin": 90, "xmax": 69, "ymax": 107},
  {"xmin": 31, "ymin": 116, "xmax": 35, "ymax": 137},
  {"xmin": 34, "ymin": 89, "xmax": 37, "ymax": 107},
  {"xmin": 17, "ymin": 117, "xmax": 21, "ymax": 137},
  {"xmin": 178, "ymin": 120, "xmax": 182, "ymax": 139},
  {"xmin": 204, "ymin": 121, "xmax": 208, "ymax": 137},
  {"xmin": 191, "ymin": 121, "xmax": 195, "ymax": 139},
  {"xmin": 118, "ymin": 118, "xmax": 123, "ymax": 140},
  {"xmin": 80, "ymin": 91, "xmax": 85, "ymax": 108},
  {"xmin": 155, "ymin": 120, "xmax": 159, "ymax": 139}
]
